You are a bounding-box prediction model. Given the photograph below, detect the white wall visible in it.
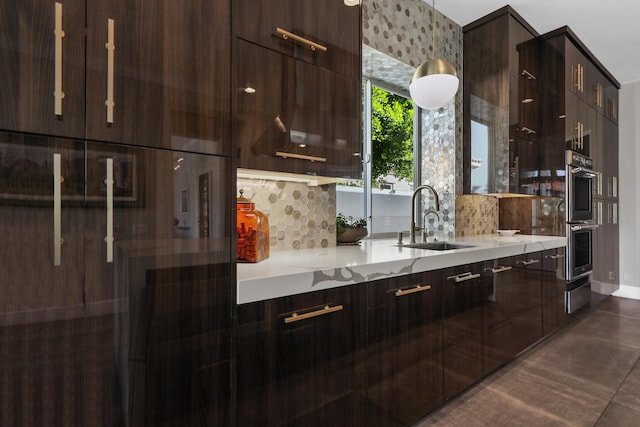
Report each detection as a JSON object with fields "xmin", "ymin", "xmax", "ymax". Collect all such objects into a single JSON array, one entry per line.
[{"xmin": 613, "ymin": 81, "xmax": 640, "ymax": 299}]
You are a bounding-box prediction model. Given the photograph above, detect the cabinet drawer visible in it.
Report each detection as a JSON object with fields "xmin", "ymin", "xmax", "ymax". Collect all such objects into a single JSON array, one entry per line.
[
  {"xmin": 236, "ymin": 285, "xmax": 367, "ymax": 426},
  {"xmin": 232, "ymin": 0, "xmax": 360, "ymax": 79},
  {"xmin": 234, "ymin": 39, "xmax": 362, "ymax": 179}
]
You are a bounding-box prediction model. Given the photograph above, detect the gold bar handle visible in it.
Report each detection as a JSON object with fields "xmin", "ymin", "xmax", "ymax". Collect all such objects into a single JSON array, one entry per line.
[
  {"xmin": 485, "ymin": 266, "xmax": 512, "ymax": 274},
  {"xmin": 54, "ymin": 2, "xmax": 65, "ymax": 116},
  {"xmin": 275, "ymin": 151, "xmax": 327, "ymax": 163},
  {"xmin": 545, "ymin": 254, "xmax": 565, "ymax": 260},
  {"xmin": 447, "ymin": 272, "xmax": 481, "ymax": 283},
  {"xmin": 520, "ymin": 126, "xmax": 536, "ymax": 134},
  {"xmin": 105, "ymin": 19, "xmax": 115, "ymax": 124},
  {"xmin": 53, "ymin": 153, "xmax": 63, "ymax": 266},
  {"xmin": 597, "ymin": 201, "xmax": 603, "ymax": 225},
  {"xmin": 517, "ymin": 259, "xmax": 540, "ymax": 266},
  {"xmin": 521, "ymin": 69, "xmax": 536, "ymax": 80},
  {"xmin": 276, "ymin": 27, "xmax": 328, "ymax": 52},
  {"xmin": 579, "ymin": 64, "xmax": 584, "ymax": 92},
  {"xmin": 394, "ymin": 284, "xmax": 432, "ymax": 297},
  {"xmin": 284, "ymin": 304, "xmax": 343, "ymax": 324},
  {"xmin": 104, "ymin": 158, "xmax": 114, "ymax": 263}
]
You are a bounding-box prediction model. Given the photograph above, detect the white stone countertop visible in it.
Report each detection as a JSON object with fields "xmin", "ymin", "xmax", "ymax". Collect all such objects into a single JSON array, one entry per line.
[{"xmin": 237, "ymin": 234, "xmax": 567, "ymax": 304}]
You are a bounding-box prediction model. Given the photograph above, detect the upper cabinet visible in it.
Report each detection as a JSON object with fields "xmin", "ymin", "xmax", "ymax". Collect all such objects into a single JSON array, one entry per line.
[
  {"xmin": 464, "ymin": 9, "xmax": 620, "ymax": 198},
  {"xmin": 232, "ymin": 0, "xmax": 360, "ymax": 79},
  {"xmin": 0, "ymin": 0, "xmax": 230, "ymax": 156},
  {"xmin": 463, "ymin": 7, "xmax": 539, "ymax": 195},
  {"xmin": 232, "ymin": 0, "xmax": 362, "ymax": 179},
  {"xmin": 234, "ymin": 39, "xmax": 361, "ymax": 178},
  {"xmin": 0, "ymin": 0, "xmax": 86, "ymax": 139}
]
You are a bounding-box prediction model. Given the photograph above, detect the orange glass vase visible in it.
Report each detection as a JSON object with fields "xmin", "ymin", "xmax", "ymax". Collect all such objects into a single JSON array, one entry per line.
[{"xmin": 236, "ymin": 190, "xmax": 270, "ymax": 263}]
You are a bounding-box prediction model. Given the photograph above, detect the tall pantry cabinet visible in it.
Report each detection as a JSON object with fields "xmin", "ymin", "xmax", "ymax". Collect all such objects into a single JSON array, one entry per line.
[
  {"xmin": 0, "ymin": 1, "xmax": 233, "ymax": 426},
  {"xmin": 542, "ymin": 28, "xmax": 620, "ymax": 293}
]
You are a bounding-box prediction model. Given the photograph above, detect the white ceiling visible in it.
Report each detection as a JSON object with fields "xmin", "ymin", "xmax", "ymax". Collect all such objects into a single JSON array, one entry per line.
[{"xmin": 434, "ymin": 0, "xmax": 640, "ymax": 85}]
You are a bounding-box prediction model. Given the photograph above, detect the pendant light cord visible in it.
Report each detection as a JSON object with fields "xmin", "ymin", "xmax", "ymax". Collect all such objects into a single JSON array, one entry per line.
[{"xmin": 432, "ymin": 0, "xmax": 436, "ymax": 59}]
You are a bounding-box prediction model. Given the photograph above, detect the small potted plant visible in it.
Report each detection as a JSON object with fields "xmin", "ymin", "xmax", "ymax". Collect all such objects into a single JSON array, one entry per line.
[{"xmin": 336, "ymin": 213, "xmax": 369, "ymax": 244}]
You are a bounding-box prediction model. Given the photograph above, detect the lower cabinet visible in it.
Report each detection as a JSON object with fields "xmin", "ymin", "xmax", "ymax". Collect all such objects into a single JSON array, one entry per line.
[
  {"xmin": 236, "ymin": 285, "xmax": 367, "ymax": 427},
  {"xmin": 236, "ymin": 248, "xmax": 566, "ymax": 425},
  {"xmin": 367, "ymin": 271, "xmax": 444, "ymax": 426},
  {"xmin": 482, "ymin": 254, "xmax": 543, "ymax": 374},
  {"xmin": 441, "ymin": 263, "xmax": 489, "ymax": 400},
  {"xmin": 542, "ymin": 247, "xmax": 569, "ymax": 335}
]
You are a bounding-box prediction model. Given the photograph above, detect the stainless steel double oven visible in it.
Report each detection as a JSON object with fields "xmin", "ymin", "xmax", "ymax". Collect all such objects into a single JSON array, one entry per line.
[{"xmin": 564, "ymin": 150, "xmax": 598, "ymax": 312}]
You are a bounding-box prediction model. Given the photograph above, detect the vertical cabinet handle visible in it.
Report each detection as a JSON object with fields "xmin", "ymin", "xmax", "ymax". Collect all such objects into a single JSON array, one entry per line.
[
  {"xmin": 53, "ymin": 153, "xmax": 63, "ymax": 266},
  {"xmin": 597, "ymin": 201, "xmax": 603, "ymax": 226},
  {"xmin": 105, "ymin": 19, "xmax": 115, "ymax": 124},
  {"xmin": 104, "ymin": 158, "xmax": 114, "ymax": 263},
  {"xmin": 54, "ymin": 2, "xmax": 65, "ymax": 116}
]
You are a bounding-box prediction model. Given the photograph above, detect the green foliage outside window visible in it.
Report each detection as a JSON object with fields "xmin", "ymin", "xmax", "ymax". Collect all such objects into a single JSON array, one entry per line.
[{"xmin": 371, "ymin": 86, "xmax": 414, "ymax": 186}]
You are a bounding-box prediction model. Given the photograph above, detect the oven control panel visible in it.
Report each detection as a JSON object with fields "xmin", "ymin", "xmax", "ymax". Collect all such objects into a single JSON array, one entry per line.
[{"xmin": 566, "ymin": 150, "xmax": 593, "ymax": 169}]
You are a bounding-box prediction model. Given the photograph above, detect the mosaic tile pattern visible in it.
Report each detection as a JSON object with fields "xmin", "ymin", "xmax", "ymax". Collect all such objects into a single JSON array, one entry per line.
[
  {"xmin": 455, "ymin": 194, "xmax": 499, "ymax": 237},
  {"xmin": 362, "ymin": 0, "xmax": 464, "ymax": 233},
  {"xmin": 420, "ymin": 106, "xmax": 457, "ymax": 240},
  {"xmin": 237, "ymin": 179, "xmax": 337, "ymax": 251}
]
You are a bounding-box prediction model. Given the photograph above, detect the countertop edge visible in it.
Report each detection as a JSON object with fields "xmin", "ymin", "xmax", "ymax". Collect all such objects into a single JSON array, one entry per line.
[{"xmin": 237, "ymin": 235, "xmax": 567, "ymax": 304}]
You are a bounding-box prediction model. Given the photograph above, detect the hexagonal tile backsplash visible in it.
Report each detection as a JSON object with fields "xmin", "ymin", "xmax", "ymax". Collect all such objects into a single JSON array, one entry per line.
[{"xmin": 237, "ymin": 179, "xmax": 336, "ymax": 251}]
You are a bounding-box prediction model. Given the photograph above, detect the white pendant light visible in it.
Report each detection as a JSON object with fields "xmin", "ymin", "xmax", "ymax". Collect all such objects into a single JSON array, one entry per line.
[{"xmin": 409, "ymin": 0, "xmax": 459, "ymax": 110}]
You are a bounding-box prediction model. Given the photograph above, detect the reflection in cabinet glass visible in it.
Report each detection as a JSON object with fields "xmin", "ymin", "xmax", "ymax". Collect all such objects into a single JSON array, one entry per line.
[{"xmin": 234, "ymin": 40, "xmax": 361, "ymax": 179}]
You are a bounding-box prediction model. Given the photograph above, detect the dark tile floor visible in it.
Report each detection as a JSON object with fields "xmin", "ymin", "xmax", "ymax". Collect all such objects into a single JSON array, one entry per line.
[{"xmin": 417, "ymin": 296, "xmax": 640, "ymax": 427}]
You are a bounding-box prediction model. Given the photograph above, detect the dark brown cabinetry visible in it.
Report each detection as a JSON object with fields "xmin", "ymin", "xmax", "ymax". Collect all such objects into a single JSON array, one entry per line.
[
  {"xmin": 86, "ymin": 0, "xmax": 230, "ymax": 154},
  {"xmin": 236, "ymin": 285, "xmax": 367, "ymax": 427},
  {"xmin": 463, "ymin": 7, "xmax": 540, "ymax": 195},
  {"xmin": 482, "ymin": 254, "xmax": 542, "ymax": 374},
  {"xmin": 367, "ymin": 271, "xmax": 444, "ymax": 426},
  {"xmin": 541, "ymin": 247, "xmax": 568, "ymax": 335},
  {"xmin": 1, "ymin": 0, "xmax": 230, "ymax": 155},
  {"xmin": 442, "ymin": 263, "xmax": 490, "ymax": 400},
  {"xmin": 0, "ymin": 0, "xmax": 86, "ymax": 138},
  {"xmin": 232, "ymin": 0, "xmax": 362, "ymax": 179},
  {"xmin": 232, "ymin": 0, "xmax": 360, "ymax": 80},
  {"xmin": 97, "ymin": 145, "xmax": 232, "ymax": 427},
  {"xmin": 0, "ymin": 133, "xmax": 233, "ymax": 426},
  {"xmin": 233, "ymin": 39, "xmax": 361, "ymax": 178}
]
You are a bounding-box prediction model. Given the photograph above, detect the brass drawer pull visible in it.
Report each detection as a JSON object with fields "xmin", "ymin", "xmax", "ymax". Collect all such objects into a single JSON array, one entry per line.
[
  {"xmin": 517, "ymin": 259, "xmax": 540, "ymax": 266},
  {"xmin": 275, "ymin": 151, "xmax": 327, "ymax": 163},
  {"xmin": 545, "ymin": 254, "xmax": 565, "ymax": 260},
  {"xmin": 520, "ymin": 69, "xmax": 536, "ymax": 80},
  {"xmin": 284, "ymin": 304, "xmax": 343, "ymax": 324},
  {"xmin": 276, "ymin": 27, "xmax": 328, "ymax": 52},
  {"xmin": 447, "ymin": 272, "xmax": 480, "ymax": 283},
  {"xmin": 394, "ymin": 285, "xmax": 432, "ymax": 297},
  {"xmin": 485, "ymin": 266, "xmax": 512, "ymax": 274}
]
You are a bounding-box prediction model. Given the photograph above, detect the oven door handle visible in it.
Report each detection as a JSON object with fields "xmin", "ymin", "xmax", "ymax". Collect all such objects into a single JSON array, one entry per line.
[
  {"xmin": 571, "ymin": 167, "xmax": 597, "ymax": 178},
  {"xmin": 570, "ymin": 224, "xmax": 599, "ymax": 231}
]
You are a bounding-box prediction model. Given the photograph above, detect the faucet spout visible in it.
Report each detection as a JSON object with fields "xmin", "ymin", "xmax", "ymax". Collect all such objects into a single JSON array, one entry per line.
[{"xmin": 410, "ymin": 185, "xmax": 440, "ymax": 243}]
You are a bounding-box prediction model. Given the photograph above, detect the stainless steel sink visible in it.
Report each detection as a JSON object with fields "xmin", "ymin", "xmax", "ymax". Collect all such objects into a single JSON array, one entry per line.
[{"xmin": 397, "ymin": 242, "xmax": 475, "ymax": 251}]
